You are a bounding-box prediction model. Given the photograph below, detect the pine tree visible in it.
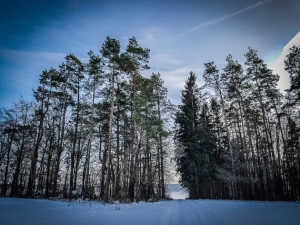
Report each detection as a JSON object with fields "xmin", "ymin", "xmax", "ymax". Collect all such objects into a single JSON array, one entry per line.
[
  {"xmin": 284, "ymin": 45, "xmax": 300, "ymax": 200},
  {"xmin": 26, "ymin": 68, "xmax": 57, "ymax": 197},
  {"xmin": 121, "ymin": 37, "xmax": 150, "ymax": 202},
  {"xmin": 175, "ymin": 72, "xmax": 223, "ymax": 198},
  {"xmin": 221, "ymin": 55, "xmax": 260, "ymax": 199},
  {"xmin": 203, "ymin": 62, "xmax": 237, "ymax": 198},
  {"xmin": 175, "ymin": 72, "xmax": 201, "ymax": 198},
  {"xmin": 100, "ymin": 36, "xmax": 121, "ymax": 202},
  {"xmin": 82, "ymin": 50, "xmax": 104, "ymax": 199},
  {"xmin": 285, "ymin": 45, "xmax": 300, "ymax": 105},
  {"xmin": 150, "ymin": 73, "xmax": 172, "ymax": 199},
  {"xmin": 245, "ymin": 47, "xmax": 282, "ymax": 200}
]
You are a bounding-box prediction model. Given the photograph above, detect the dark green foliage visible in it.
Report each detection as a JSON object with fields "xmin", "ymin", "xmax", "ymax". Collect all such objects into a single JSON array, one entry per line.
[
  {"xmin": 175, "ymin": 72, "xmax": 222, "ymax": 199},
  {"xmin": 173, "ymin": 46, "xmax": 300, "ymax": 201},
  {"xmin": 1, "ymin": 38, "xmax": 300, "ymax": 203}
]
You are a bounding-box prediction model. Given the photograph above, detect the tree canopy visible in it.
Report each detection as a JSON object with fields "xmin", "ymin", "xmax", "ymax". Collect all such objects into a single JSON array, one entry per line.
[{"xmin": 0, "ymin": 38, "xmax": 299, "ymax": 202}]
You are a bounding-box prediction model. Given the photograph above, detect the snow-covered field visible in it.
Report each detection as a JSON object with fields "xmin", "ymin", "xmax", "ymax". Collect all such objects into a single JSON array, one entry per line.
[
  {"xmin": 168, "ymin": 183, "xmax": 189, "ymax": 199},
  {"xmin": 1, "ymin": 198, "xmax": 300, "ymax": 225}
]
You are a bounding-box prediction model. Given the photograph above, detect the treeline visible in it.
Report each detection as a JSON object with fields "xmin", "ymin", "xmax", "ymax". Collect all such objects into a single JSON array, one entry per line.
[
  {"xmin": 0, "ymin": 37, "xmax": 174, "ymax": 202},
  {"xmin": 175, "ymin": 46, "xmax": 300, "ymax": 201},
  {"xmin": 1, "ymin": 37, "xmax": 299, "ymax": 202}
]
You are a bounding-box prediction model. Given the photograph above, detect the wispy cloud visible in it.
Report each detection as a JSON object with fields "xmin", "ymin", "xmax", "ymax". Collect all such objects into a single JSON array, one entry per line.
[{"xmin": 172, "ymin": 0, "xmax": 273, "ymax": 39}]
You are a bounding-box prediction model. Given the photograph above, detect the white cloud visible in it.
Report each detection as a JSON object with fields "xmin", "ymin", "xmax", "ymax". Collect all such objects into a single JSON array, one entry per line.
[
  {"xmin": 144, "ymin": 52, "xmax": 205, "ymax": 104},
  {"xmin": 158, "ymin": 67, "xmax": 204, "ymax": 104},
  {"xmin": 271, "ymin": 32, "xmax": 300, "ymax": 92}
]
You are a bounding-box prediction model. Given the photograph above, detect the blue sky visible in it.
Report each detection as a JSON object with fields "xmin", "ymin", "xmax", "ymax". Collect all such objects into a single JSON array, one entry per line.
[{"xmin": 0, "ymin": 0, "xmax": 300, "ymax": 107}]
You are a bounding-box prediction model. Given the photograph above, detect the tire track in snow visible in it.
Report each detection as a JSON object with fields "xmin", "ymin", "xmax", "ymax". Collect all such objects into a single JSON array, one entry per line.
[
  {"xmin": 155, "ymin": 199, "xmax": 227, "ymax": 225},
  {"xmin": 154, "ymin": 200, "xmax": 189, "ymax": 225},
  {"xmin": 153, "ymin": 200, "xmax": 175, "ymax": 224},
  {"xmin": 180, "ymin": 200, "xmax": 201, "ymax": 225},
  {"xmin": 170, "ymin": 200, "xmax": 189, "ymax": 225},
  {"xmin": 183, "ymin": 200, "xmax": 205, "ymax": 224},
  {"xmin": 191, "ymin": 200, "xmax": 228, "ymax": 225},
  {"xmin": 22, "ymin": 209, "xmax": 99, "ymax": 225}
]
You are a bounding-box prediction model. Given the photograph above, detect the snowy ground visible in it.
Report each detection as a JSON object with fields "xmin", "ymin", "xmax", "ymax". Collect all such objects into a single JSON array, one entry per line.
[
  {"xmin": 1, "ymin": 198, "xmax": 300, "ymax": 225},
  {"xmin": 167, "ymin": 183, "xmax": 189, "ymax": 199}
]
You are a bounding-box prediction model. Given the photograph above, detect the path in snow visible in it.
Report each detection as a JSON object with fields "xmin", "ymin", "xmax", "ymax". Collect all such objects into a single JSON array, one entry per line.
[
  {"xmin": 1, "ymin": 198, "xmax": 300, "ymax": 225},
  {"xmin": 167, "ymin": 184, "xmax": 188, "ymax": 199}
]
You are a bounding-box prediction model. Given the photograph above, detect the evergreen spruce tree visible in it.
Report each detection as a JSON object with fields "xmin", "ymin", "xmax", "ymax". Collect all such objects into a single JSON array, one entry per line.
[
  {"xmin": 175, "ymin": 72, "xmax": 219, "ymax": 198},
  {"xmin": 175, "ymin": 72, "xmax": 201, "ymax": 198}
]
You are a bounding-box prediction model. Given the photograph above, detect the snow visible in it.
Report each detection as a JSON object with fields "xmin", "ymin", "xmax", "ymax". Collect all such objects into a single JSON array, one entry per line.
[
  {"xmin": 167, "ymin": 183, "xmax": 188, "ymax": 199},
  {"xmin": 1, "ymin": 198, "xmax": 300, "ymax": 225}
]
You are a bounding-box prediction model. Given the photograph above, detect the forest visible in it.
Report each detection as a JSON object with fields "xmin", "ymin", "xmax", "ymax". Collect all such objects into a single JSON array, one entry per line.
[
  {"xmin": 0, "ymin": 36, "xmax": 299, "ymax": 202},
  {"xmin": 175, "ymin": 46, "xmax": 300, "ymax": 200}
]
